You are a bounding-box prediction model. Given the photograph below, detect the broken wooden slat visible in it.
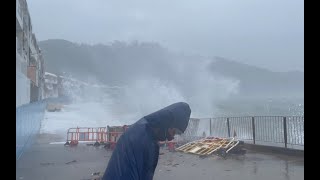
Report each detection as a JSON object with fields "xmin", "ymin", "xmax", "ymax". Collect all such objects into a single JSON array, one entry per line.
[{"xmin": 176, "ymin": 137, "xmax": 239, "ymax": 156}]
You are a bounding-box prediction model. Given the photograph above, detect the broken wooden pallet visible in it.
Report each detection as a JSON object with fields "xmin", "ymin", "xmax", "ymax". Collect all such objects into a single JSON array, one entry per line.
[{"xmin": 176, "ymin": 137, "xmax": 239, "ymax": 156}]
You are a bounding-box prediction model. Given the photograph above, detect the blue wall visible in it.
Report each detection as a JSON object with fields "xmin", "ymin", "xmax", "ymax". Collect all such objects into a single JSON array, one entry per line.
[
  {"xmin": 16, "ymin": 97, "xmax": 69, "ymax": 160},
  {"xmin": 16, "ymin": 100, "xmax": 46, "ymax": 160}
]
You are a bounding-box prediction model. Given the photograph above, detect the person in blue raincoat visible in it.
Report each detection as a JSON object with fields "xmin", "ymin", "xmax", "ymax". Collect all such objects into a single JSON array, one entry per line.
[{"xmin": 102, "ymin": 102, "xmax": 191, "ymax": 180}]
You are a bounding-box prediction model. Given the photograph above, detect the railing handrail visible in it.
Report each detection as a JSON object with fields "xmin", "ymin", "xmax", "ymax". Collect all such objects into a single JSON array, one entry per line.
[{"xmin": 194, "ymin": 116, "xmax": 304, "ymax": 149}]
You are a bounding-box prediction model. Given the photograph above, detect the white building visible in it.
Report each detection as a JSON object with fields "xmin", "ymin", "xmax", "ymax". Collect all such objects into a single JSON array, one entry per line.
[
  {"xmin": 16, "ymin": 0, "xmax": 45, "ymax": 107},
  {"xmin": 43, "ymin": 72, "xmax": 58, "ymax": 98}
]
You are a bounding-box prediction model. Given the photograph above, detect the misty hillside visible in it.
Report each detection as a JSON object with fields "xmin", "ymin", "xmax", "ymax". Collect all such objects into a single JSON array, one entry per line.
[
  {"xmin": 39, "ymin": 39, "xmax": 177, "ymax": 85},
  {"xmin": 39, "ymin": 39, "xmax": 303, "ymax": 99},
  {"xmin": 210, "ymin": 57, "xmax": 304, "ymax": 98}
]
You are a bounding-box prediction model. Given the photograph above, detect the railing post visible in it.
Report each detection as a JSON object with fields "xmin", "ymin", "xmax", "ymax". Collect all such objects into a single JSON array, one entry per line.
[
  {"xmin": 252, "ymin": 116, "xmax": 255, "ymax": 144},
  {"xmin": 227, "ymin": 118, "xmax": 231, "ymax": 137},
  {"xmin": 283, "ymin": 117, "xmax": 287, "ymax": 148},
  {"xmin": 209, "ymin": 118, "xmax": 212, "ymax": 136}
]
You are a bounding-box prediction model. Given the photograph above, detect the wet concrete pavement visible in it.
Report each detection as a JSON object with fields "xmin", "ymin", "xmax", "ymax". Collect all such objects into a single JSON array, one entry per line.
[
  {"xmin": 16, "ymin": 134, "xmax": 304, "ymax": 180},
  {"xmin": 154, "ymin": 149, "xmax": 303, "ymax": 180}
]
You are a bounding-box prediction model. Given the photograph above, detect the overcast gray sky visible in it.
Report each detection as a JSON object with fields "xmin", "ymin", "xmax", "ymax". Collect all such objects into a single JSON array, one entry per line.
[{"xmin": 27, "ymin": 0, "xmax": 304, "ymax": 72}]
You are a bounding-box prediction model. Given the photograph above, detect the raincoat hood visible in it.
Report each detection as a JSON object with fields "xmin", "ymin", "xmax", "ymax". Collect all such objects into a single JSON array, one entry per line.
[{"xmin": 144, "ymin": 102, "xmax": 191, "ymax": 139}]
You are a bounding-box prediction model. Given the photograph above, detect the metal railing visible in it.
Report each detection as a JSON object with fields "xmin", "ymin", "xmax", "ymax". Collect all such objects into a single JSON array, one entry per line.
[{"xmin": 196, "ymin": 116, "xmax": 304, "ymax": 149}]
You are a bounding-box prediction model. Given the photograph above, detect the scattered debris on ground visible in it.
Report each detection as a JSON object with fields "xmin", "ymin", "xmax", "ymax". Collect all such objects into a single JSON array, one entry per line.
[
  {"xmin": 46, "ymin": 103, "xmax": 63, "ymax": 112},
  {"xmin": 176, "ymin": 137, "xmax": 246, "ymax": 158},
  {"xmin": 40, "ymin": 162, "xmax": 55, "ymax": 166},
  {"xmin": 65, "ymin": 160, "xmax": 77, "ymax": 164}
]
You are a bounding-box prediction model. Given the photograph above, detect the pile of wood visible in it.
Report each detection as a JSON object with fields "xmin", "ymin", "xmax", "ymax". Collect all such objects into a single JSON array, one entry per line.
[
  {"xmin": 176, "ymin": 137, "xmax": 245, "ymax": 158},
  {"xmin": 46, "ymin": 103, "xmax": 63, "ymax": 112}
]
